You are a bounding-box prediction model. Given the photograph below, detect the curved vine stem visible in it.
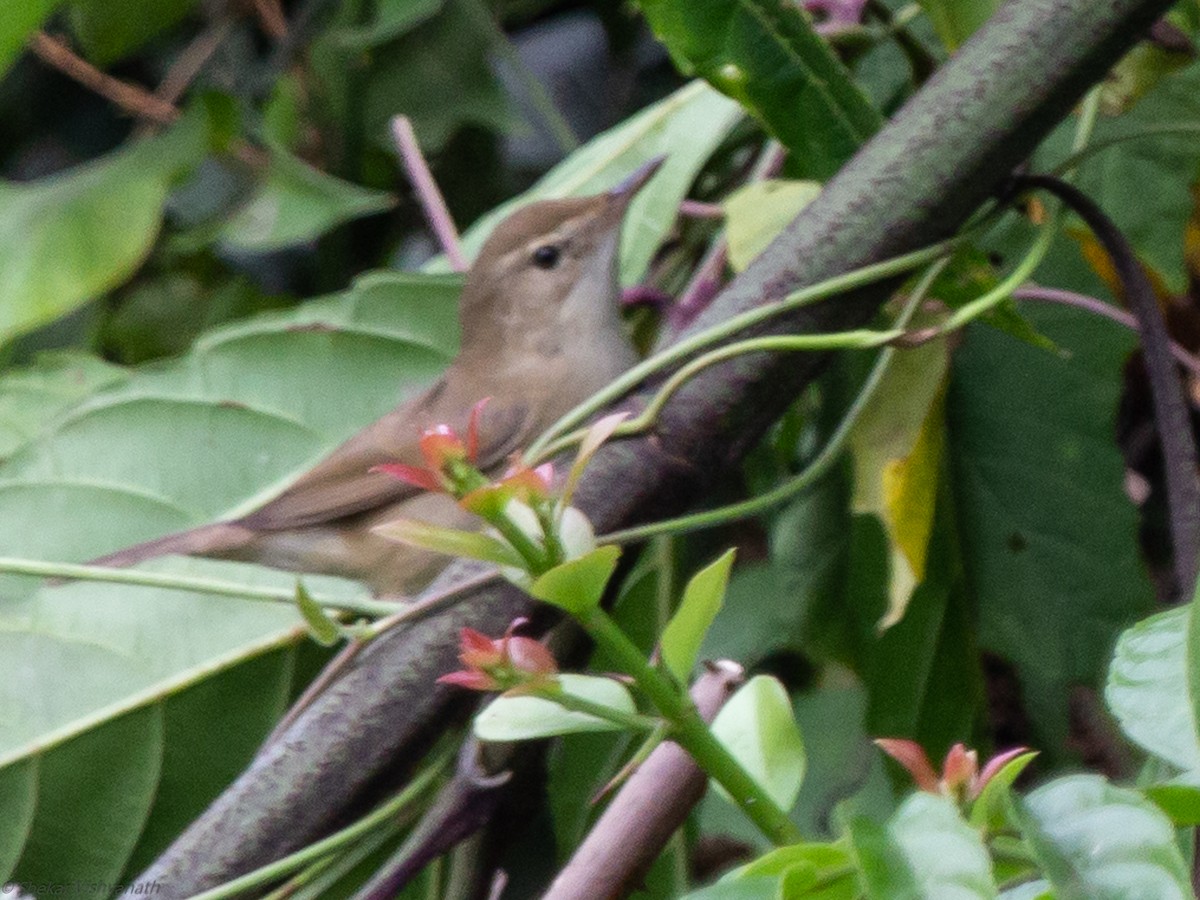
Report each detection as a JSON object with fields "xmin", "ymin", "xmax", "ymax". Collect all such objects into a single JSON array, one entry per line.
[
  {"xmin": 599, "ymin": 259, "xmax": 947, "ymax": 544},
  {"xmin": 523, "ymin": 231, "xmax": 981, "ymax": 464}
]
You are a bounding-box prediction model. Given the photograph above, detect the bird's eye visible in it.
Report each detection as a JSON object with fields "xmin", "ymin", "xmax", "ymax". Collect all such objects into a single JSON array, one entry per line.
[{"xmin": 531, "ymin": 244, "xmax": 562, "ymax": 269}]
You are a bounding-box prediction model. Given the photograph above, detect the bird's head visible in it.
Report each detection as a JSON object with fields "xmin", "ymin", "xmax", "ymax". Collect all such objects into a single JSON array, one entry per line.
[{"xmin": 458, "ymin": 158, "xmax": 664, "ymax": 354}]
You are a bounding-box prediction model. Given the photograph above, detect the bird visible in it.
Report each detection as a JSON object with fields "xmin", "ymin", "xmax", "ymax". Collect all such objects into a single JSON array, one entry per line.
[{"xmin": 90, "ymin": 159, "xmax": 662, "ymax": 596}]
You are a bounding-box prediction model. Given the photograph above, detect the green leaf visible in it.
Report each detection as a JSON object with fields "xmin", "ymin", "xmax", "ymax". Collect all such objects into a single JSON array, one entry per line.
[
  {"xmin": 681, "ymin": 877, "xmax": 778, "ymax": 900},
  {"xmin": 948, "ymin": 297, "xmax": 1153, "ymax": 753},
  {"xmin": 529, "ymin": 545, "xmax": 622, "ymax": 615},
  {"xmin": 0, "ymin": 271, "xmax": 458, "ymax": 787},
  {"xmin": 1144, "ymin": 777, "xmax": 1200, "ymax": 826},
  {"xmin": 1105, "ymin": 608, "xmax": 1200, "ymax": 771},
  {"xmin": 0, "ymin": 0, "xmax": 63, "ymax": 78},
  {"xmin": 474, "ymin": 674, "xmax": 636, "ymax": 741},
  {"xmin": 968, "ymin": 751, "xmax": 1037, "ymax": 832},
  {"xmin": 661, "ymin": 549, "xmax": 736, "ymax": 683},
  {"xmin": 851, "ymin": 793, "xmax": 998, "ymax": 899},
  {"xmin": 118, "ymin": 649, "xmax": 293, "ymax": 876},
  {"xmin": 637, "ymin": 0, "xmax": 881, "ymax": 178},
  {"xmin": 711, "ymin": 675, "xmax": 806, "ymax": 811},
  {"xmin": 724, "ymin": 179, "xmax": 821, "ymax": 272},
  {"xmin": 373, "ymin": 518, "xmax": 525, "ymax": 569},
  {"xmin": 0, "ymin": 353, "xmax": 127, "ymax": 461},
  {"xmin": 916, "ymin": 0, "xmax": 1000, "ymax": 50},
  {"xmin": 295, "ymin": 582, "xmax": 342, "ymax": 646},
  {"xmin": 0, "ymin": 759, "xmax": 37, "ymax": 878},
  {"xmin": 10, "ymin": 708, "xmax": 162, "ymax": 892},
  {"xmin": 341, "ymin": 0, "xmax": 517, "ymax": 153},
  {"xmin": 218, "ymin": 145, "xmax": 395, "ymax": 252},
  {"xmin": 720, "ymin": 841, "xmax": 859, "ymax": 899},
  {"xmin": 0, "ymin": 116, "xmax": 206, "ymax": 347},
  {"xmin": 444, "ymin": 80, "xmax": 743, "ymax": 286},
  {"xmin": 68, "ymin": 0, "xmax": 198, "ymax": 65},
  {"xmin": 1038, "ymin": 60, "xmax": 1200, "ymax": 293},
  {"xmin": 687, "ymin": 841, "xmax": 862, "ymax": 898},
  {"xmin": 1014, "ymin": 774, "xmax": 1191, "ymax": 900}
]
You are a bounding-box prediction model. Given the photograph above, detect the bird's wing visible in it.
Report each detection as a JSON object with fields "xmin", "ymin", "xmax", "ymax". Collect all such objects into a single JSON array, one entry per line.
[{"xmin": 239, "ymin": 380, "xmax": 533, "ymax": 532}]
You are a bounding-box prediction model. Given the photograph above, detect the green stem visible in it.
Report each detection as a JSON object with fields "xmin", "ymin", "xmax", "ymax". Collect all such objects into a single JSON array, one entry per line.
[
  {"xmin": 189, "ymin": 744, "xmax": 453, "ymax": 900},
  {"xmin": 940, "ymin": 208, "xmax": 1057, "ymax": 331},
  {"xmin": 1052, "ymin": 122, "xmax": 1200, "ymax": 174},
  {"xmin": 598, "ymin": 260, "xmax": 946, "ymax": 543},
  {"xmin": 522, "ymin": 232, "xmax": 976, "ymax": 464},
  {"xmin": 577, "ymin": 606, "xmax": 802, "ymax": 846},
  {"xmin": 0, "ymin": 557, "xmax": 396, "ymax": 618},
  {"xmin": 537, "ymin": 683, "xmax": 662, "ymax": 732}
]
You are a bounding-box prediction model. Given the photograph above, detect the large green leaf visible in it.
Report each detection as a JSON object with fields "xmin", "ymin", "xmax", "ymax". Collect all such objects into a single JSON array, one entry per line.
[
  {"xmin": 119, "ymin": 648, "xmax": 293, "ymax": 875},
  {"xmin": 1106, "ymin": 607, "xmax": 1200, "ymax": 772},
  {"xmin": 947, "ymin": 297, "xmax": 1153, "ymax": 751},
  {"xmin": 9, "ymin": 708, "xmax": 162, "ymax": 893},
  {"xmin": 0, "ymin": 353, "xmax": 127, "ymax": 461},
  {"xmin": 637, "ymin": 0, "xmax": 880, "ymax": 178},
  {"xmin": 0, "ymin": 272, "xmax": 459, "ymax": 875},
  {"xmin": 851, "ymin": 793, "xmax": 998, "ymax": 899},
  {"xmin": 0, "ymin": 117, "xmax": 207, "ymax": 347},
  {"xmin": 446, "ymin": 80, "xmax": 743, "ymax": 286},
  {"xmin": 1015, "ymin": 774, "xmax": 1191, "ymax": 899}
]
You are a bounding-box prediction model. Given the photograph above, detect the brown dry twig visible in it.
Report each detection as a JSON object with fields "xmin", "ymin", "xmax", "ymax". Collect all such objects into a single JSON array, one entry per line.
[{"xmin": 29, "ymin": 32, "xmax": 180, "ymax": 126}]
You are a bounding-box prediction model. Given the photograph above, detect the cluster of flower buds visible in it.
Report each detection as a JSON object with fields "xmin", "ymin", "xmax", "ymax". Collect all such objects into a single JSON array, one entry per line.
[
  {"xmin": 372, "ymin": 401, "xmax": 625, "ymax": 580},
  {"xmin": 438, "ymin": 620, "xmax": 559, "ymax": 694},
  {"xmin": 875, "ymin": 738, "xmax": 1030, "ymax": 805}
]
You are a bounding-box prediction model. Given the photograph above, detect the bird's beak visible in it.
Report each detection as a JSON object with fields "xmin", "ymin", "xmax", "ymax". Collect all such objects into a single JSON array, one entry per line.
[{"xmin": 606, "ymin": 156, "xmax": 667, "ymax": 208}]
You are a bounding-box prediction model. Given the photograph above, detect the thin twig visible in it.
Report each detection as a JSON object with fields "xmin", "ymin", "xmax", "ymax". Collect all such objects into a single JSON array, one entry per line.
[
  {"xmin": 29, "ymin": 32, "xmax": 180, "ymax": 126},
  {"xmin": 254, "ymin": 0, "xmax": 290, "ymax": 40},
  {"xmin": 132, "ymin": 18, "xmax": 236, "ymax": 139},
  {"xmin": 1014, "ymin": 284, "xmax": 1200, "ymax": 379},
  {"xmin": 678, "ymin": 199, "xmax": 725, "ymax": 220},
  {"xmin": 390, "ymin": 115, "xmax": 469, "ymax": 272},
  {"xmin": 156, "ymin": 19, "xmax": 235, "ymax": 106}
]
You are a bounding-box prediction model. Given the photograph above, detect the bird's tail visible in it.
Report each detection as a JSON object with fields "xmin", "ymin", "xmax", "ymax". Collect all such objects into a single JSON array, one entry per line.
[{"xmin": 88, "ymin": 522, "xmax": 255, "ymax": 569}]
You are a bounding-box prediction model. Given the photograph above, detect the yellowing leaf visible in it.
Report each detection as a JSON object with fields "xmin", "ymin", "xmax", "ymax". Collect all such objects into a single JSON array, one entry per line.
[
  {"xmin": 878, "ymin": 387, "xmax": 946, "ymax": 629},
  {"xmin": 724, "ymin": 179, "xmax": 822, "ymax": 272},
  {"xmin": 850, "ymin": 316, "xmax": 949, "ymax": 629}
]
